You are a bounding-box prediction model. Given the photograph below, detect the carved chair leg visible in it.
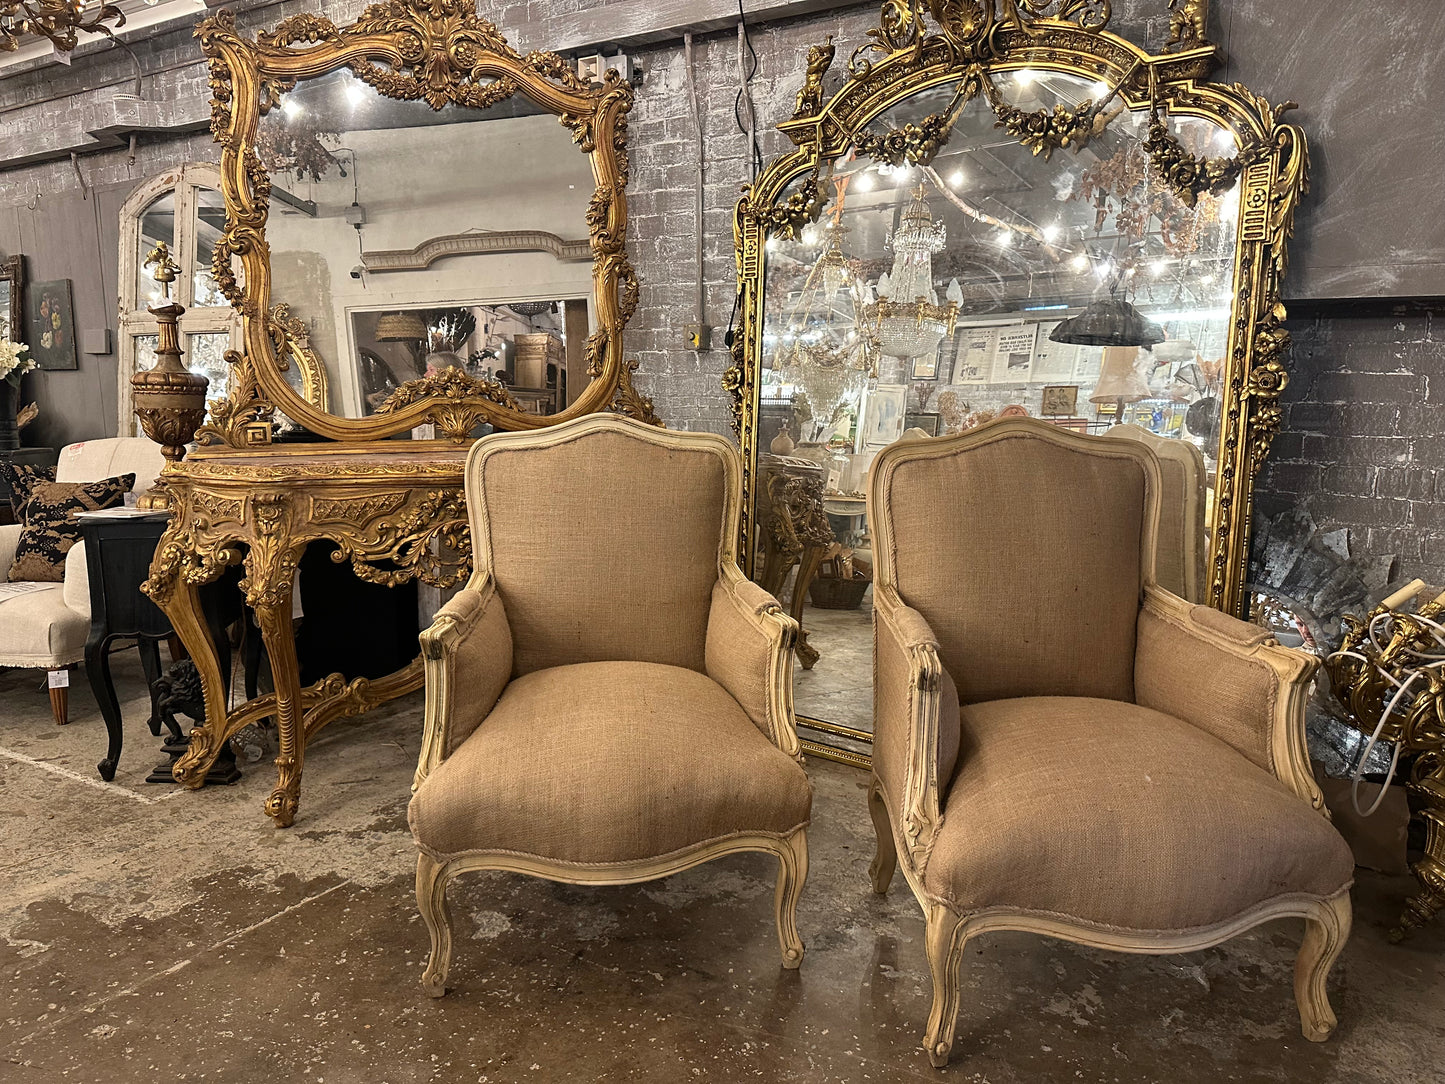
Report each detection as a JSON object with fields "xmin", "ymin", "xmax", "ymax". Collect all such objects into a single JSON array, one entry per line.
[
  {"xmin": 867, "ymin": 776, "xmax": 897, "ymax": 895},
  {"xmin": 922, "ymin": 904, "xmax": 969, "ymax": 1068},
  {"xmin": 417, "ymin": 852, "xmax": 454, "ymax": 998},
  {"xmin": 773, "ymin": 829, "xmax": 809, "ymax": 969},
  {"xmin": 48, "ymin": 677, "xmax": 68, "ymax": 726},
  {"xmin": 1295, "ymin": 892, "xmax": 1351, "ymax": 1042}
]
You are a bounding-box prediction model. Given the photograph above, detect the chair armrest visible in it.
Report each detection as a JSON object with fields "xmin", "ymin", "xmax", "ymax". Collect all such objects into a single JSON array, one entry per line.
[
  {"xmin": 1135, "ymin": 584, "xmax": 1324, "ymax": 811},
  {"xmin": 704, "ymin": 564, "xmax": 801, "ymax": 758},
  {"xmin": 0, "ymin": 523, "xmax": 20, "ymax": 578},
  {"xmin": 62, "ymin": 542, "xmax": 92, "ymax": 621},
  {"xmin": 874, "ymin": 583, "xmax": 960, "ymax": 872},
  {"xmin": 413, "ymin": 574, "xmax": 513, "ymax": 791}
]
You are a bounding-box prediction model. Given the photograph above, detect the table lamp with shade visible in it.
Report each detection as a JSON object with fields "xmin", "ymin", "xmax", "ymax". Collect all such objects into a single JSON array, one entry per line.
[{"xmin": 1088, "ymin": 346, "xmax": 1152, "ymax": 426}]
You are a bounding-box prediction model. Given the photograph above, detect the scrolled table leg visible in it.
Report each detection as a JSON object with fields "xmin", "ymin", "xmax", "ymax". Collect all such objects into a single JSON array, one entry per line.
[
  {"xmin": 1393, "ymin": 764, "xmax": 1445, "ymax": 941},
  {"xmin": 252, "ymin": 578, "xmax": 305, "ymax": 829},
  {"xmin": 156, "ymin": 578, "xmax": 233, "ymax": 789}
]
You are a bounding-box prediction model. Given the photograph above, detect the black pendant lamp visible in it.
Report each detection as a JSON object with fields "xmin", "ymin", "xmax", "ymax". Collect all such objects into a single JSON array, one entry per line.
[{"xmin": 1049, "ymin": 298, "xmax": 1165, "ymax": 348}]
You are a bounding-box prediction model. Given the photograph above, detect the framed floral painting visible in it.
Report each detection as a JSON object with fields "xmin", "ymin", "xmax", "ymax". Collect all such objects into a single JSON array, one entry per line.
[{"xmin": 25, "ymin": 279, "xmax": 77, "ymax": 371}]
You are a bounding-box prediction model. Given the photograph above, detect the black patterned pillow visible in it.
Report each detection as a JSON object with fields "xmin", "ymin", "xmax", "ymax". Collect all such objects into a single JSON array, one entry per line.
[
  {"xmin": 8, "ymin": 474, "xmax": 135, "ymax": 583},
  {"xmin": 1, "ymin": 461, "xmax": 55, "ymax": 519}
]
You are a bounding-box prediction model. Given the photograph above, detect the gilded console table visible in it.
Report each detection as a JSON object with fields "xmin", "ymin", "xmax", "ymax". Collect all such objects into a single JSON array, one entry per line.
[{"xmin": 143, "ymin": 443, "xmax": 471, "ymax": 827}]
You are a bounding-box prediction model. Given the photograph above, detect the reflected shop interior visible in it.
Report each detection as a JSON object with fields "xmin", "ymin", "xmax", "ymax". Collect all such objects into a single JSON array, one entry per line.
[
  {"xmin": 6, "ymin": 0, "xmax": 1445, "ymax": 1077},
  {"xmin": 141, "ymin": 66, "xmax": 598, "ymax": 425},
  {"xmin": 754, "ymin": 71, "xmax": 1231, "ymax": 750}
]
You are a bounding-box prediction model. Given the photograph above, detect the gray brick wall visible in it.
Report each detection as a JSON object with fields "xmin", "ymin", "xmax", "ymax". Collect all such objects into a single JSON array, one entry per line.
[
  {"xmin": 0, "ymin": 0, "xmax": 1441, "ymax": 595},
  {"xmin": 1256, "ymin": 307, "xmax": 1445, "ymax": 586}
]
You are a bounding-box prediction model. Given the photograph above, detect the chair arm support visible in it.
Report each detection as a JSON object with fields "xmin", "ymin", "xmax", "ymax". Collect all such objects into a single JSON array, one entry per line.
[
  {"xmin": 1135, "ymin": 585, "xmax": 1324, "ymax": 811},
  {"xmin": 874, "ymin": 583, "xmax": 960, "ymax": 874},
  {"xmin": 414, "ymin": 574, "xmax": 513, "ymax": 791},
  {"xmin": 0, "ymin": 523, "xmax": 20, "ymax": 578},
  {"xmin": 705, "ymin": 565, "xmax": 801, "ymax": 758}
]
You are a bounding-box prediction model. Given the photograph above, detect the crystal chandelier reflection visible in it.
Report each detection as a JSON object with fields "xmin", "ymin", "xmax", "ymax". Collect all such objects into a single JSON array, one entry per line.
[
  {"xmin": 774, "ymin": 193, "xmax": 879, "ymax": 439},
  {"xmin": 862, "ymin": 184, "xmax": 963, "ymax": 359}
]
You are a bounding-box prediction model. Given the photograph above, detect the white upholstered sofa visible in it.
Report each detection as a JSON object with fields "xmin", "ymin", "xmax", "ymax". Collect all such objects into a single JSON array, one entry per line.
[{"xmin": 0, "ymin": 437, "xmax": 165, "ymax": 724}]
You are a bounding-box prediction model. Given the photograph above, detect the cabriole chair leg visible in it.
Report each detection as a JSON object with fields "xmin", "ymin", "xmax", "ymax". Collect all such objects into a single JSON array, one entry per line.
[
  {"xmin": 774, "ymin": 829, "xmax": 809, "ymax": 969},
  {"xmin": 416, "ymin": 852, "xmax": 454, "ymax": 998},
  {"xmin": 1296, "ymin": 893, "xmax": 1351, "ymax": 1041},
  {"xmin": 867, "ymin": 776, "xmax": 896, "ymax": 895},
  {"xmin": 922, "ymin": 905, "xmax": 969, "ymax": 1068}
]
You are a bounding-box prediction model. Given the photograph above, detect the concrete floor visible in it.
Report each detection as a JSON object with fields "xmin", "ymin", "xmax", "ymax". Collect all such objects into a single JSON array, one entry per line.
[{"xmin": 1, "ymin": 651, "xmax": 1443, "ymax": 1084}]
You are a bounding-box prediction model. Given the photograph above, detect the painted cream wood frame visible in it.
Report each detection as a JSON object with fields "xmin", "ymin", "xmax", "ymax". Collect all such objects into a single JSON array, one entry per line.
[
  {"xmin": 865, "ymin": 418, "xmax": 1349, "ymax": 1068},
  {"xmin": 411, "ymin": 414, "xmax": 808, "ymax": 993}
]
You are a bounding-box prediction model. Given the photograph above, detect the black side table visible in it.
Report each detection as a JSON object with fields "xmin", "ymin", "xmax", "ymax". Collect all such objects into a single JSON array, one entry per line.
[{"xmin": 78, "ymin": 511, "xmax": 244, "ymax": 781}]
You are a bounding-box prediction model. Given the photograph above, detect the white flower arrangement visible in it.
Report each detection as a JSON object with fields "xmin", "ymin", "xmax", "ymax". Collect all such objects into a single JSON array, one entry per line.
[{"xmin": 0, "ymin": 339, "xmax": 36, "ymax": 386}]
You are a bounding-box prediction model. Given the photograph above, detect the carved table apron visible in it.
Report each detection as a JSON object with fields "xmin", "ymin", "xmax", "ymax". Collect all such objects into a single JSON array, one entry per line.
[{"xmin": 143, "ymin": 443, "xmax": 471, "ymax": 827}]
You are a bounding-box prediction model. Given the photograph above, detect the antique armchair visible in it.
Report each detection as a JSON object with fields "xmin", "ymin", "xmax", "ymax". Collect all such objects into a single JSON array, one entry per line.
[
  {"xmin": 0, "ymin": 437, "xmax": 163, "ymax": 724},
  {"xmin": 866, "ymin": 417, "xmax": 1353, "ymax": 1067},
  {"xmin": 408, "ymin": 414, "xmax": 812, "ymax": 995}
]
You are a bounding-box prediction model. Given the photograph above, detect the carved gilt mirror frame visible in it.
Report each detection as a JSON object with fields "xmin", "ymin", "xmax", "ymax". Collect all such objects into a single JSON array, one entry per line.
[
  {"xmin": 195, "ymin": 0, "xmax": 649, "ymax": 447},
  {"xmin": 728, "ymin": 0, "xmax": 1307, "ymax": 762}
]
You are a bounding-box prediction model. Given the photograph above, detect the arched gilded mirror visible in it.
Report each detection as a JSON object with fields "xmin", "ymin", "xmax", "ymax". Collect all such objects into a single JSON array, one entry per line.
[
  {"xmin": 729, "ymin": 1, "xmax": 1307, "ymax": 764},
  {"xmin": 196, "ymin": 0, "xmax": 650, "ymax": 445}
]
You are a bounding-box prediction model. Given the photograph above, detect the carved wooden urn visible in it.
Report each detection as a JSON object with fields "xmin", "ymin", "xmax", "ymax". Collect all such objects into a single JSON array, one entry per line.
[{"xmin": 132, "ymin": 242, "xmax": 208, "ymax": 511}]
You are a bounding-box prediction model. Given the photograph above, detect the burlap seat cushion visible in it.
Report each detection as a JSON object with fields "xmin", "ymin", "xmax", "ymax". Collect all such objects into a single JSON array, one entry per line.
[
  {"xmin": 409, "ymin": 660, "xmax": 812, "ymax": 865},
  {"xmin": 925, "ymin": 696, "xmax": 1354, "ymax": 930}
]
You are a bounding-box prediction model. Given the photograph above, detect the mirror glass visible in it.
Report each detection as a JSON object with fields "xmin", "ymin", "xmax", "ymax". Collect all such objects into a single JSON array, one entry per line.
[
  {"xmin": 755, "ymin": 70, "xmax": 1239, "ymax": 750},
  {"xmin": 137, "ymin": 193, "xmax": 176, "ymax": 307},
  {"xmin": 261, "ymin": 68, "xmax": 597, "ymax": 420}
]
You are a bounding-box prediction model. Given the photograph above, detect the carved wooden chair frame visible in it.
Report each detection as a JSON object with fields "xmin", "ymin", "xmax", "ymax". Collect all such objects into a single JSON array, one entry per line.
[
  {"xmin": 411, "ymin": 414, "xmax": 809, "ymax": 994},
  {"xmin": 865, "ymin": 417, "xmax": 1349, "ymax": 1066},
  {"xmin": 196, "ymin": 0, "xmax": 655, "ymax": 447}
]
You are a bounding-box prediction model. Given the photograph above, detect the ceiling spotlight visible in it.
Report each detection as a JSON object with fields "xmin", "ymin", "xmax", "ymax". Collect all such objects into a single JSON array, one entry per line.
[
  {"xmin": 1071, "ymin": 253, "xmax": 1089, "ymax": 272},
  {"xmin": 1200, "ymin": 273, "xmax": 1216, "ymax": 286},
  {"xmin": 1150, "ymin": 259, "xmax": 1168, "ymax": 276},
  {"xmin": 1015, "ymin": 68, "xmax": 1037, "ymax": 87},
  {"xmin": 996, "ymin": 230, "xmax": 1013, "ymax": 247},
  {"xmin": 1091, "ymin": 80, "xmax": 1110, "ymax": 99},
  {"xmin": 801, "ymin": 227, "xmax": 819, "ymax": 246},
  {"xmin": 1042, "ymin": 223, "xmax": 1061, "ymax": 242},
  {"xmin": 854, "ymin": 171, "xmax": 875, "ymax": 192},
  {"xmin": 281, "ymin": 98, "xmax": 303, "ymax": 120},
  {"xmin": 344, "ymin": 78, "xmax": 368, "ymax": 108},
  {"xmin": 949, "ymin": 169, "xmax": 965, "ymax": 187}
]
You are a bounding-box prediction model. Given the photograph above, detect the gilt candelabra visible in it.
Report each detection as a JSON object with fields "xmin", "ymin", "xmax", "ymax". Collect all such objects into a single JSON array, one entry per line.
[{"xmin": 1326, "ymin": 578, "xmax": 1445, "ymax": 940}]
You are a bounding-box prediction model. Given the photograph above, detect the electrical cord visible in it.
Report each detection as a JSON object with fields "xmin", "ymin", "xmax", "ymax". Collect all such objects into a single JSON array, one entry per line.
[
  {"xmin": 734, "ymin": 0, "xmax": 762, "ymax": 180},
  {"xmin": 1327, "ymin": 606, "xmax": 1445, "ymax": 817}
]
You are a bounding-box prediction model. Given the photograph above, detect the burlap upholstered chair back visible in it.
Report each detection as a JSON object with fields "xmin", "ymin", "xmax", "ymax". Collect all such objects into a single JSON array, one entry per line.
[
  {"xmin": 467, "ymin": 416, "xmax": 736, "ymax": 678},
  {"xmin": 869, "ymin": 417, "xmax": 1161, "ymax": 704},
  {"xmin": 1104, "ymin": 424, "xmax": 1207, "ymax": 603}
]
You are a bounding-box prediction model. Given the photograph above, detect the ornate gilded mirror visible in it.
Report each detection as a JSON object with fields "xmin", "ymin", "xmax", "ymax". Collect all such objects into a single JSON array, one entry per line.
[
  {"xmin": 730, "ymin": 1, "xmax": 1307, "ymax": 764},
  {"xmin": 196, "ymin": 0, "xmax": 647, "ymax": 445}
]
